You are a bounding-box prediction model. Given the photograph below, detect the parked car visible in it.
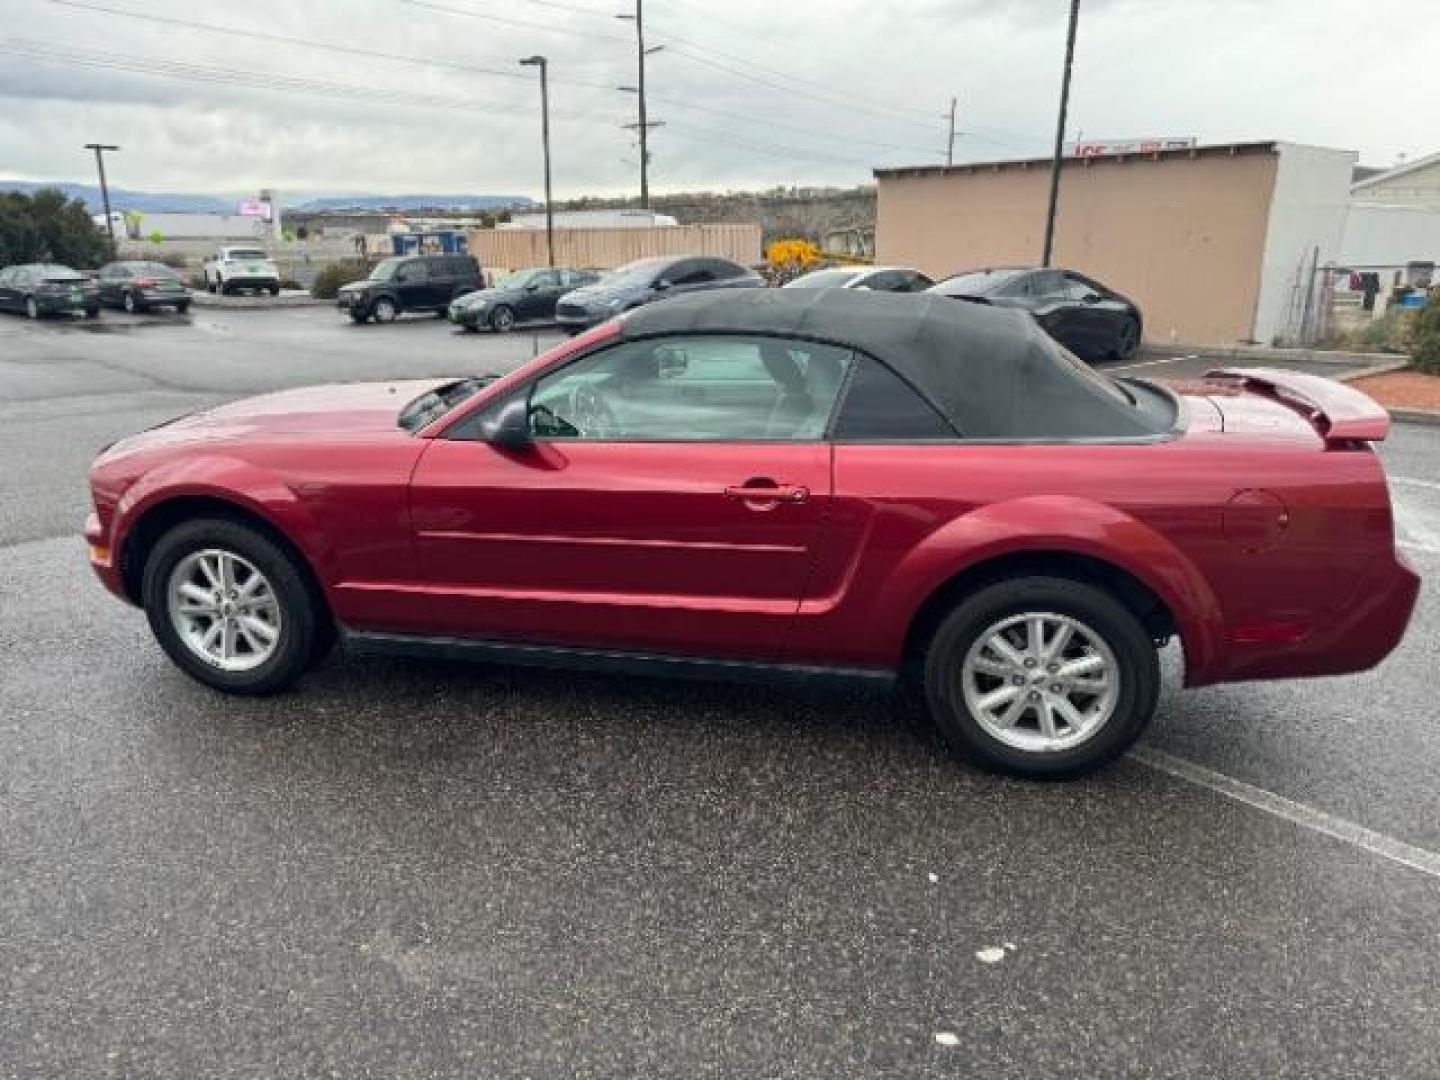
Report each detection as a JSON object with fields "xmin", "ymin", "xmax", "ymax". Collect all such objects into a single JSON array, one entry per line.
[
  {"xmin": 97, "ymin": 261, "xmax": 191, "ymax": 314},
  {"xmin": 0, "ymin": 263, "xmax": 99, "ymax": 319},
  {"xmin": 554, "ymin": 255, "xmax": 763, "ymax": 332},
  {"xmin": 449, "ymin": 266, "xmax": 600, "ymax": 332},
  {"xmin": 929, "ymin": 266, "xmax": 1142, "ymax": 361},
  {"xmin": 784, "ymin": 265, "xmax": 934, "ymax": 292},
  {"xmin": 203, "ymin": 246, "xmax": 280, "ymax": 296},
  {"xmin": 85, "ymin": 290, "xmax": 1418, "ymax": 780},
  {"xmin": 336, "ymin": 254, "xmax": 483, "ymax": 324}
]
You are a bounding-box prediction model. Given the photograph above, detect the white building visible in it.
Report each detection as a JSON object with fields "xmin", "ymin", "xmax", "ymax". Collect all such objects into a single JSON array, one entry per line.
[{"xmin": 1339, "ymin": 151, "xmax": 1440, "ymax": 279}]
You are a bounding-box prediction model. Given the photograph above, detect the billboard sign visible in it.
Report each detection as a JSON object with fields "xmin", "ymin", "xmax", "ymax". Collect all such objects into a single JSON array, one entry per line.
[
  {"xmin": 1072, "ymin": 137, "xmax": 1197, "ymax": 158},
  {"xmin": 237, "ymin": 198, "xmax": 272, "ymax": 221}
]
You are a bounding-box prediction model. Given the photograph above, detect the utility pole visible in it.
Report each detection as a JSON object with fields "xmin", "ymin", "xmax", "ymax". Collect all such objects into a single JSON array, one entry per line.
[
  {"xmin": 1041, "ymin": 0, "xmax": 1080, "ymax": 268},
  {"xmin": 945, "ymin": 97, "xmax": 957, "ymax": 167},
  {"xmin": 84, "ymin": 143, "xmax": 120, "ymax": 254},
  {"xmin": 617, "ymin": 0, "xmax": 663, "ymax": 208},
  {"xmin": 519, "ymin": 55, "xmax": 554, "ymax": 268}
]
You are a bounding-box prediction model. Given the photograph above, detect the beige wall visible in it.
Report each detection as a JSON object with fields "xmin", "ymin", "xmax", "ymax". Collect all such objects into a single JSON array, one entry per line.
[
  {"xmin": 875, "ymin": 153, "xmax": 1280, "ymax": 345},
  {"xmin": 467, "ymin": 223, "xmax": 762, "ymax": 272}
]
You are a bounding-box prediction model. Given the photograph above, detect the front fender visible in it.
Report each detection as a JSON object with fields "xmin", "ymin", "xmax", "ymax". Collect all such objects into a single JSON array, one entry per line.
[
  {"xmin": 880, "ymin": 496, "xmax": 1225, "ymax": 684},
  {"xmin": 113, "ymin": 454, "xmax": 336, "ymax": 583}
]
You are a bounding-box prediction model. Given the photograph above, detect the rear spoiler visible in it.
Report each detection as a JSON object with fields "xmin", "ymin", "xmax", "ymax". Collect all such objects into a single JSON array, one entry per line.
[{"xmin": 1205, "ymin": 367, "xmax": 1391, "ymax": 444}]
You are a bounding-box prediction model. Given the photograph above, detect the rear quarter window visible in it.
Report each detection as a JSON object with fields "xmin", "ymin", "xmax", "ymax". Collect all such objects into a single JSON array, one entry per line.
[{"xmin": 832, "ymin": 356, "xmax": 957, "ymax": 440}]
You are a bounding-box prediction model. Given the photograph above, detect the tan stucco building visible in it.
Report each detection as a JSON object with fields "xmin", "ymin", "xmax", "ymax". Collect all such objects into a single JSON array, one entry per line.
[{"xmin": 874, "ymin": 141, "xmax": 1356, "ymax": 347}]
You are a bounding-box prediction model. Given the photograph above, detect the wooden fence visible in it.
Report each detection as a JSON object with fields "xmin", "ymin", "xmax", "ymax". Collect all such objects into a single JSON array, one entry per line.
[{"xmin": 466, "ymin": 223, "xmax": 763, "ymax": 271}]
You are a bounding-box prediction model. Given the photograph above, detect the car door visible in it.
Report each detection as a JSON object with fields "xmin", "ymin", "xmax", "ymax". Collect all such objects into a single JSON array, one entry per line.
[
  {"xmin": 519, "ymin": 270, "xmax": 561, "ymax": 319},
  {"xmin": 1063, "ymin": 273, "xmax": 1128, "ymax": 357},
  {"xmin": 1027, "ymin": 270, "xmax": 1087, "ymax": 354},
  {"xmin": 101, "ymin": 264, "xmax": 128, "ymax": 306},
  {"xmin": 407, "ymin": 333, "xmax": 854, "ymax": 660},
  {"xmin": 395, "ymin": 259, "xmax": 431, "ymax": 310},
  {"xmin": 659, "ymin": 259, "xmax": 717, "ymax": 298}
]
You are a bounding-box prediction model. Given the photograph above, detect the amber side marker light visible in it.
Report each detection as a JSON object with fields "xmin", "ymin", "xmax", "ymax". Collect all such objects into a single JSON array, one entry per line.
[{"xmin": 89, "ymin": 543, "xmax": 112, "ymax": 566}]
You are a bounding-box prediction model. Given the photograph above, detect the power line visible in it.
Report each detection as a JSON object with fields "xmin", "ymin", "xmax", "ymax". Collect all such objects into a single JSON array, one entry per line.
[
  {"xmin": 35, "ymin": 0, "xmax": 617, "ymax": 90},
  {"xmin": 398, "ymin": 0, "xmax": 630, "ymax": 42}
]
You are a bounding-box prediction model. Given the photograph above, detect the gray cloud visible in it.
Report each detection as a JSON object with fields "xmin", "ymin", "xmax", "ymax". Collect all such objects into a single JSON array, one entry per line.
[{"xmin": 0, "ymin": 0, "xmax": 1432, "ymax": 200}]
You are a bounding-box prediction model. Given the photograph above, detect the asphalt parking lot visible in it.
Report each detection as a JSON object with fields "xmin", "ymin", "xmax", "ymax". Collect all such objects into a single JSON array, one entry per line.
[{"xmin": 2, "ymin": 306, "xmax": 1438, "ymax": 1078}]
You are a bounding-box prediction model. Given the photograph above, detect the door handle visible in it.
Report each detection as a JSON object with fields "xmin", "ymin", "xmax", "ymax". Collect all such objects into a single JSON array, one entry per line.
[{"xmin": 724, "ymin": 482, "xmax": 810, "ymax": 505}]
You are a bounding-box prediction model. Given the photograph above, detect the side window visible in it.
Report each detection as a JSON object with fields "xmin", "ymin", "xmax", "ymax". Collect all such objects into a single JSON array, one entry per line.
[
  {"xmin": 0, "ymin": 268, "xmax": 11, "ymax": 286},
  {"xmin": 703, "ymin": 259, "xmax": 742, "ymax": 280},
  {"xmin": 832, "ymin": 356, "xmax": 956, "ymax": 440},
  {"xmin": 1064, "ymin": 274, "xmax": 1099, "ymax": 301},
  {"xmin": 997, "ymin": 273, "xmax": 1033, "ymax": 298},
  {"xmin": 901, "ymin": 271, "xmax": 934, "ymax": 292},
  {"xmin": 525, "ymin": 335, "xmax": 853, "ymax": 441},
  {"xmin": 859, "ymin": 271, "xmax": 905, "ymax": 292},
  {"xmin": 401, "ymin": 260, "xmax": 429, "ymax": 283},
  {"xmin": 535, "ymin": 270, "xmax": 561, "ymax": 288},
  {"xmin": 668, "ymin": 261, "xmax": 714, "ymax": 287}
]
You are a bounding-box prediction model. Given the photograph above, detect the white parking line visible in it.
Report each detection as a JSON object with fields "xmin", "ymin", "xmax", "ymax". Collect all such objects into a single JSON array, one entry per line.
[
  {"xmin": 1109, "ymin": 357, "xmax": 1178, "ymax": 373},
  {"xmin": 1391, "ymin": 476, "xmax": 1440, "ymax": 493},
  {"xmin": 1134, "ymin": 748, "xmax": 1440, "ymax": 879}
]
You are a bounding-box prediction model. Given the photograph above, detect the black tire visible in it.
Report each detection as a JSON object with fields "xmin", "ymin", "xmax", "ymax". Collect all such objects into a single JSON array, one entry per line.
[
  {"xmin": 206, "ymin": 280, "xmax": 217, "ymax": 294},
  {"xmin": 1111, "ymin": 317, "xmax": 1140, "ymax": 361},
  {"xmin": 25, "ymin": 296, "xmax": 39, "ymax": 320},
  {"xmin": 489, "ymin": 304, "xmax": 516, "ymax": 332},
  {"xmin": 370, "ymin": 296, "xmax": 398, "ymax": 323},
  {"xmin": 349, "ymin": 310, "xmax": 369, "ymax": 324},
  {"xmin": 84, "ymin": 306, "xmax": 100, "ymax": 319},
  {"xmin": 220, "ymin": 280, "xmax": 233, "ymax": 296},
  {"xmin": 123, "ymin": 290, "xmax": 141, "ymax": 314},
  {"xmin": 140, "ymin": 518, "xmax": 324, "ymax": 695},
  {"xmin": 921, "ymin": 576, "xmax": 1160, "ymax": 780},
  {"xmin": 176, "ymin": 301, "xmax": 191, "ymax": 315},
  {"xmin": 269, "ymin": 284, "xmax": 280, "ymax": 297}
]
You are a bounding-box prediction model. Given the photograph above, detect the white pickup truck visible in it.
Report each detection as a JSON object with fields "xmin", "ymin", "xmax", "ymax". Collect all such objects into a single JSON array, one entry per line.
[{"xmin": 203, "ymin": 246, "xmax": 280, "ymax": 296}]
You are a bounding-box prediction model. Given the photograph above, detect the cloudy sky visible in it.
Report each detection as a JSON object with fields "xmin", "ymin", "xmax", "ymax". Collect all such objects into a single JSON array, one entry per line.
[{"xmin": 0, "ymin": 0, "xmax": 1433, "ymax": 200}]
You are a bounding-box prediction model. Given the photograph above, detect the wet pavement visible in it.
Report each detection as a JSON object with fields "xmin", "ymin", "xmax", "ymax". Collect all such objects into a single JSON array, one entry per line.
[{"xmin": 2, "ymin": 307, "xmax": 1438, "ymax": 1078}]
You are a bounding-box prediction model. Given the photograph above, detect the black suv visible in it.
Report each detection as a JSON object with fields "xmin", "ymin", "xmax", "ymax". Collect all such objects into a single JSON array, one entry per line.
[{"xmin": 336, "ymin": 254, "xmax": 484, "ymax": 324}]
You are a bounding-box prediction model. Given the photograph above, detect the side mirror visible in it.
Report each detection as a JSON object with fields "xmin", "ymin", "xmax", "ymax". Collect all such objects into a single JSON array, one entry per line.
[
  {"xmin": 524, "ymin": 282, "xmax": 541, "ymax": 293},
  {"xmin": 656, "ymin": 345, "xmax": 689, "ymax": 379},
  {"xmin": 652, "ymin": 278, "xmax": 671, "ymax": 292},
  {"xmin": 1082, "ymin": 291, "xmax": 1102, "ymax": 304},
  {"xmin": 484, "ymin": 397, "xmax": 533, "ymax": 451}
]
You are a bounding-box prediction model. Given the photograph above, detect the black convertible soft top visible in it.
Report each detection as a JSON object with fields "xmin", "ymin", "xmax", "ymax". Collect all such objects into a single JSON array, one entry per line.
[{"xmin": 620, "ymin": 288, "xmax": 1171, "ymax": 439}]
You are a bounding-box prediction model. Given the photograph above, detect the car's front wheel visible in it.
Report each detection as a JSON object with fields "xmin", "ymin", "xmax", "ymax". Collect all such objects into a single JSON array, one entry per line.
[
  {"xmin": 489, "ymin": 304, "xmax": 516, "ymax": 332},
  {"xmin": 922, "ymin": 576, "xmax": 1159, "ymax": 779},
  {"xmin": 370, "ymin": 297, "xmax": 398, "ymax": 323},
  {"xmin": 141, "ymin": 518, "xmax": 324, "ymax": 695},
  {"xmin": 123, "ymin": 290, "xmax": 141, "ymax": 314},
  {"xmin": 25, "ymin": 296, "xmax": 39, "ymax": 320}
]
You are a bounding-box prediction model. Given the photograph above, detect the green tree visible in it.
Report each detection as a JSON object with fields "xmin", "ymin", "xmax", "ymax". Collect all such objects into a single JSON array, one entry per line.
[
  {"xmin": 0, "ymin": 188, "xmax": 110, "ymax": 268},
  {"xmin": 1410, "ymin": 289, "xmax": 1440, "ymax": 375}
]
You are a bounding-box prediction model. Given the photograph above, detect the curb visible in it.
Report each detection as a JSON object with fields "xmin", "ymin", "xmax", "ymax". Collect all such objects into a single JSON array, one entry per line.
[
  {"xmin": 1337, "ymin": 359, "xmax": 1415, "ymax": 382},
  {"xmin": 189, "ymin": 292, "xmax": 326, "ymax": 309},
  {"xmin": 1387, "ymin": 407, "xmax": 1440, "ymax": 427}
]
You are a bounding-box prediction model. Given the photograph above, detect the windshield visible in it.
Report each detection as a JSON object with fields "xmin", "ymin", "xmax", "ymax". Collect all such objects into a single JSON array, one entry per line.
[
  {"xmin": 137, "ymin": 263, "xmax": 181, "ymax": 279},
  {"xmin": 932, "ymin": 269, "xmax": 1024, "ymax": 295},
  {"xmin": 601, "ymin": 258, "xmax": 670, "ymax": 287},
  {"xmin": 368, "ymin": 258, "xmax": 404, "ymax": 281},
  {"xmin": 784, "ymin": 268, "xmax": 859, "ymax": 289},
  {"xmin": 39, "ymin": 265, "xmax": 84, "ymax": 282},
  {"xmin": 227, "ymin": 249, "xmax": 267, "ymax": 262}
]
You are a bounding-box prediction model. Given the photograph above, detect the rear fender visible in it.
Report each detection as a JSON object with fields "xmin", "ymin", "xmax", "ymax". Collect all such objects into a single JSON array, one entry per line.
[
  {"xmin": 884, "ymin": 496, "xmax": 1225, "ymax": 683},
  {"xmin": 113, "ymin": 455, "xmax": 335, "ymax": 582}
]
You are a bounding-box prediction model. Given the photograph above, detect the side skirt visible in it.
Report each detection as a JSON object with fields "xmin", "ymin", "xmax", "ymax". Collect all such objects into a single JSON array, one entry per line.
[{"xmin": 342, "ymin": 628, "xmax": 897, "ymax": 689}]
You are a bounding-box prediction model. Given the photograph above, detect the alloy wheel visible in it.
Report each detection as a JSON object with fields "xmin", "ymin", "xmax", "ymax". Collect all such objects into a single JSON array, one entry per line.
[
  {"xmin": 372, "ymin": 298, "xmax": 397, "ymax": 323},
  {"xmin": 26, "ymin": 297, "xmax": 38, "ymax": 319},
  {"xmin": 491, "ymin": 305, "xmax": 515, "ymax": 332},
  {"xmin": 124, "ymin": 291, "xmax": 137, "ymax": 313},
  {"xmin": 167, "ymin": 548, "xmax": 283, "ymax": 672},
  {"xmin": 960, "ymin": 611, "xmax": 1119, "ymax": 752}
]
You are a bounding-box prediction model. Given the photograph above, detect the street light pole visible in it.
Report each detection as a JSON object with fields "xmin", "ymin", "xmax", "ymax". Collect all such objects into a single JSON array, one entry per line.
[
  {"xmin": 84, "ymin": 143, "xmax": 120, "ymax": 254},
  {"xmin": 945, "ymin": 97, "xmax": 957, "ymax": 167},
  {"xmin": 519, "ymin": 56, "xmax": 554, "ymax": 268},
  {"xmin": 1040, "ymin": 0, "xmax": 1080, "ymax": 268}
]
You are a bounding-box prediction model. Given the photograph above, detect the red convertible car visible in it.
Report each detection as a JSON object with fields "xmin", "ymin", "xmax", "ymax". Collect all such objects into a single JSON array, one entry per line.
[{"xmin": 86, "ymin": 291, "xmax": 1419, "ymax": 778}]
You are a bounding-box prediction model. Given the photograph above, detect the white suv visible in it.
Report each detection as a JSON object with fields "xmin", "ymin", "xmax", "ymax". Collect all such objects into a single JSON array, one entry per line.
[{"xmin": 203, "ymin": 247, "xmax": 280, "ymax": 296}]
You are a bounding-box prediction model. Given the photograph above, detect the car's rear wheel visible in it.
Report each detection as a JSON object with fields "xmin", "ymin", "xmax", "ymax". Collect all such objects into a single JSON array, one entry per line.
[
  {"xmin": 1112, "ymin": 317, "xmax": 1140, "ymax": 361},
  {"xmin": 269, "ymin": 284, "xmax": 280, "ymax": 297},
  {"xmin": 922, "ymin": 576, "xmax": 1159, "ymax": 779},
  {"xmin": 176, "ymin": 301, "xmax": 190, "ymax": 315},
  {"xmin": 84, "ymin": 306, "xmax": 100, "ymax": 319},
  {"xmin": 25, "ymin": 297, "xmax": 39, "ymax": 320},
  {"xmin": 371, "ymin": 297, "xmax": 398, "ymax": 323},
  {"xmin": 489, "ymin": 304, "xmax": 516, "ymax": 332},
  {"xmin": 141, "ymin": 518, "xmax": 324, "ymax": 695},
  {"xmin": 123, "ymin": 290, "xmax": 140, "ymax": 314}
]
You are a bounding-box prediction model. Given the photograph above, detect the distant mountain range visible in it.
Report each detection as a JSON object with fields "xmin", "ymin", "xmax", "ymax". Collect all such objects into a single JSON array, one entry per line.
[{"xmin": 0, "ymin": 181, "xmax": 534, "ymax": 214}]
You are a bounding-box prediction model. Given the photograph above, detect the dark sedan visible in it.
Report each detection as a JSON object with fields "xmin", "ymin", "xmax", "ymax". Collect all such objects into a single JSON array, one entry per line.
[
  {"xmin": 928, "ymin": 267, "xmax": 1141, "ymax": 361},
  {"xmin": 97, "ymin": 261, "xmax": 191, "ymax": 314},
  {"xmin": 449, "ymin": 266, "xmax": 599, "ymax": 332},
  {"xmin": 0, "ymin": 263, "xmax": 99, "ymax": 319},
  {"xmin": 555, "ymin": 255, "xmax": 763, "ymax": 333}
]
